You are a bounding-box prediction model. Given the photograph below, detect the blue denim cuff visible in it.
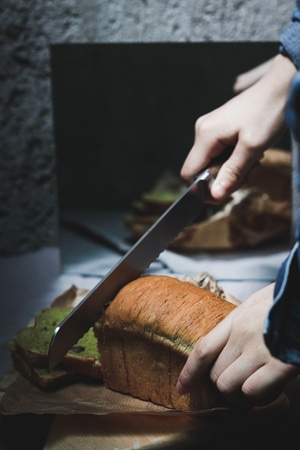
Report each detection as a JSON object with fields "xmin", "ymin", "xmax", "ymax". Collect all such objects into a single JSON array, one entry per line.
[
  {"xmin": 279, "ymin": 8, "xmax": 300, "ymax": 69},
  {"xmin": 264, "ymin": 242, "xmax": 300, "ymax": 366}
]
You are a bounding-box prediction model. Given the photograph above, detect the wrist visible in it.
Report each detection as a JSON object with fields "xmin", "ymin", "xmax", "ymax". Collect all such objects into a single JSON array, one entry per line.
[{"xmin": 265, "ymin": 54, "xmax": 297, "ymax": 95}]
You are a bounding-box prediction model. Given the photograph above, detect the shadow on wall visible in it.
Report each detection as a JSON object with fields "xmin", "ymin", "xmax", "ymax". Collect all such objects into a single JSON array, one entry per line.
[{"xmin": 51, "ymin": 42, "xmax": 289, "ymax": 212}]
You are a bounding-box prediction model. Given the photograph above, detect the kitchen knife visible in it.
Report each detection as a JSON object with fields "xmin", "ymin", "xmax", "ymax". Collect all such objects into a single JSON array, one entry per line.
[{"xmin": 48, "ymin": 151, "xmax": 230, "ymax": 371}]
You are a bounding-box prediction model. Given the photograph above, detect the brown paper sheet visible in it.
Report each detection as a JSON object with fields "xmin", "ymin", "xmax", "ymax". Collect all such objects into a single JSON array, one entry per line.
[
  {"xmin": 0, "ymin": 368, "xmax": 235, "ymax": 416},
  {"xmin": 2, "ymin": 367, "xmax": 299, "ymax": 423}
]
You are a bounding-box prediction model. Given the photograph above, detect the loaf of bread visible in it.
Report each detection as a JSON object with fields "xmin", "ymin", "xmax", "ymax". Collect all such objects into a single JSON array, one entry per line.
[{"xmin": 94, "ymin": 275, "xmax": 237, "ymax": 411}]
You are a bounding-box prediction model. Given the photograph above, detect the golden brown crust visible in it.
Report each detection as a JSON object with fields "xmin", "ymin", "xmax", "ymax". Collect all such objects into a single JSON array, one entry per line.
[
  {"xmin": 103, "ymin": 275, "xmax": 235, "ymax": 356},
  {"xmin": 95, "ymin": 275, "xmax": 236, "ymax": 411}
]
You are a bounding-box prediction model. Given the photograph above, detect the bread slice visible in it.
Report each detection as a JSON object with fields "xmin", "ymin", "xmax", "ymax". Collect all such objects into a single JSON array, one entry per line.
[
  {"xmin": 27, "ymin": 307, "xmax": 102, "ymax": 379},
  {"xmin": 94, "ymin": 274, "xmax": 237, "ymax": 411},
  {"xmin": 12, "ymin": 352, "xmax": 81, "ymax": 390},
  {"xmin": 9, "ymin": 328, "xmax": 82, "ymax": 390},
  {"xmin": 9, "ymin": 306, "xmax": 102, "ymax": 389}
]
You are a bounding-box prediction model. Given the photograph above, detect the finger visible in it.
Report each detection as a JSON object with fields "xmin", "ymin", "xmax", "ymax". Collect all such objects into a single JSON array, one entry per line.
[
  {"xmin": 212, "ymin": 354, "xmax": 299, "ymax": 407},
  {"xmin": 176, "ymin": 317, "xmax": 230, "ymax": 394},
  {"xmin": 181, "ymin": 143, "xmax": 226, "ymax": 185},
  {"xmin": 211, "ymin": 354, "xmax": 265, "ymax": 406},
  {"xmin": 211, "ymin": 144, "xmax": 264, "ymax": 200},
  {"xmin": 181, "ymin": 117, "xmax": 230, "ymax": 184},
  {"xmin": 243, "ymin": 160, "xmax": 262, "ymax": 184},
  {"xmin": 241, "ymin": 360, "xmax": 300, "ymax": 406}
]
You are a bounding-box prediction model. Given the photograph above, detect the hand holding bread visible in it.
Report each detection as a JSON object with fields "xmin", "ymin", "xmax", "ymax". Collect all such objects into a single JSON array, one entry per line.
[{"xmin": 94, "ymin": 274, "xmax": 237, "ymax": 411}]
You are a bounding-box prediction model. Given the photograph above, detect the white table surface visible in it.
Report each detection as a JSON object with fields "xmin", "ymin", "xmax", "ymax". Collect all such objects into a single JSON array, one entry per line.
[{"xmin": 0, "ymin": 209, "xmax": 290, "ymax": 381}]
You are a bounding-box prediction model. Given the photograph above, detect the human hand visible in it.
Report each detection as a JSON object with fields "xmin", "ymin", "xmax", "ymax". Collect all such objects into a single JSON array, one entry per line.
[
  {"xmin": 181, "ymin": 54, "xmax": 296, "ymax": 201},
  {"xmin": 176, "ymin": 283, "xmax": 300, "ymax": 407}
]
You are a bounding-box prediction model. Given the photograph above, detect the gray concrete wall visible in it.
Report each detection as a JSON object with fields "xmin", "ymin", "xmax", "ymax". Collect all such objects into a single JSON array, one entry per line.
[{"xmin": 0, "ymin": 0, "xmax": 294, "ymax": 256}]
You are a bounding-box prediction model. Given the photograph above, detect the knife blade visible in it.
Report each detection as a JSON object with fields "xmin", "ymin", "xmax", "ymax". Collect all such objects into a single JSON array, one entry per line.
[{"xmin": 48, "ymin": 151, "xmax": 230, "ymax": 371}]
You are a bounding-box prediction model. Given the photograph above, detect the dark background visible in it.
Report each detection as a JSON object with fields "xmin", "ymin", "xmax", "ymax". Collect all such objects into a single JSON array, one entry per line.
[{"xmin": 51, "ymin": 42, "xmax": 288, "ymax": 212}]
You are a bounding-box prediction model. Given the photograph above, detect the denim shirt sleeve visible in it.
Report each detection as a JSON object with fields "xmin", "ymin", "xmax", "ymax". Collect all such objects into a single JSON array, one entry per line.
[
  {"xmin": 264, "ymin": 242, "xmax": 300, "ymax": 365},
  {"xmin": 263, "ymin": 71, "xmax": 300, "ymax": 366},
  {"xmin": 279, "ymin": 1, "xmax": 300, "ymax": 69}
]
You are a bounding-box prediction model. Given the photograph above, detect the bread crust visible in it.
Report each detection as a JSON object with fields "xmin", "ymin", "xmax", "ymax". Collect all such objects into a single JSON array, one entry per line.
[{"xmin": 95, "ymin": 275, "xmax": 236, "ymax": 411}]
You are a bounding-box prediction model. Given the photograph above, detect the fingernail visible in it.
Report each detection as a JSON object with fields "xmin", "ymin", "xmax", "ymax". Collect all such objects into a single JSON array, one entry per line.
[
  {"xmin": 212, "ymin": 182, "xmax": 226, "ymax": 199},
  {"xmin": 176, "ymin": 380, "xmax": 187, "ymax": 394}
]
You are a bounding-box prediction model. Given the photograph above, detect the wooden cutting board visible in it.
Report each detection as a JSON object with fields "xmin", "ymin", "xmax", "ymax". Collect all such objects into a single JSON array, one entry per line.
[
  {"xmin": 44, "ymin": 413, "xmax": 217, "ymax": 449},
  {"xmin": 43, "ymin": 395, "xmax": 290, "ymax": 449}
]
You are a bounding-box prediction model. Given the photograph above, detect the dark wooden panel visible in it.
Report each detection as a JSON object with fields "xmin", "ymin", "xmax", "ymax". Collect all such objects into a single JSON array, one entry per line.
[{"xmin": 50, "ymin": 42, "xmax": 286, "ymax": 210}]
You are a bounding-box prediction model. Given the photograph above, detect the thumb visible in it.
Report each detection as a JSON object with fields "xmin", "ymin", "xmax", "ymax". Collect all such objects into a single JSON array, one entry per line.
[{"xmin": 210, "ymin": 147, "xmax": 262, "ymax": 201}]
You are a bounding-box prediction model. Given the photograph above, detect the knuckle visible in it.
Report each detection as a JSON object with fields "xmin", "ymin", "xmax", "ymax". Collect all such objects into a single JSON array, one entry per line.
[
  {"xmin": 214, "ymin": 376, "xmax": 251, "ymax": 406},
  {"xmin": 222, "ymin": 163, "xmax": 244, "ymax": 185},
  {"xmin": 214, "ymin": 375, "xmax": 232, "ymax": 397},
  {"xmin": 238, "ymin": 130, "xmax": 256, "ymax": 149},
  {"xmin": 193, "ymin": 338, "xmax": 211, "ymax": 362},
  {"xmin": 238, "ymin": 132, "xmax": 265, "ymax": 160},
  {"xmin": 194, "ymin": 115, "xmax": 213, "ymax": 137}
]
